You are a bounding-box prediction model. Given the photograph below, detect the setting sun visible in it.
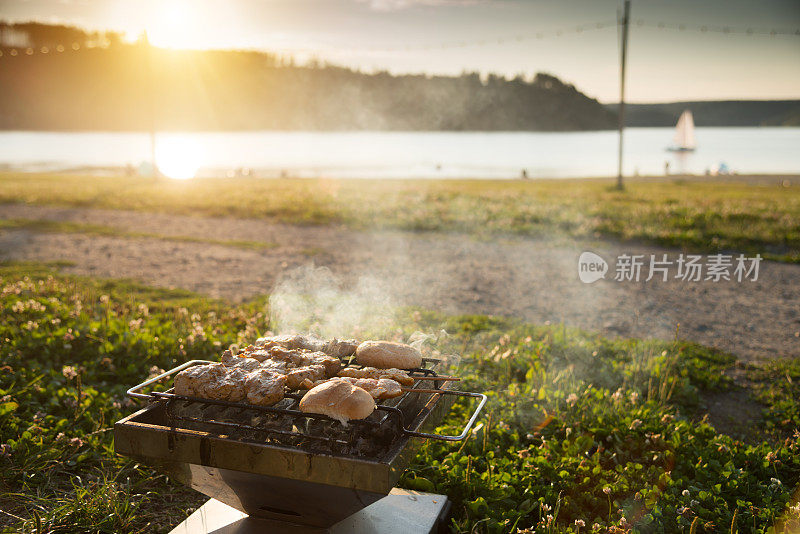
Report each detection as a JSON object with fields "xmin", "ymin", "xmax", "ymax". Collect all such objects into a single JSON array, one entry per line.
[
  {"xmin": 145, "ymin": 0, "xmax": 200, "ymax": 49},
  {"xmin": 156, "ymin": 136, "xmax": 202, "ymax": 179}
]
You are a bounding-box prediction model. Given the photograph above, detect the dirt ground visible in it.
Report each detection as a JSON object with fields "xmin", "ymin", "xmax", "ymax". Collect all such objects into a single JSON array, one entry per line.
[{"xmin": 1, "ymin": 204, "xmax": 798, "ymax": 363}]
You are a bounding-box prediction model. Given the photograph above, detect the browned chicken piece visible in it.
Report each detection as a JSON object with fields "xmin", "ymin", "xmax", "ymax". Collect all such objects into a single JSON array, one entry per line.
[
  {"xmin": 245, "ymin": 369, "xmax": 287, "ymax": 406},
  {"xmin": 246, "ymin": 346, "xmax": 341, "ymax": 377},
  {"xmin": 242, "ymin": 348, "xmax": 273, "ymax": 363},
  {"xmin": 298, "ymin": 378, "xmax": 316, "ymax": 390},
  {"xmin": 221, "ymin": 350, "xmax": 262, "ymax": 372},
  {"xmin": 255, "ymin": 334, "xmax": 358, "ymax": 360},
  {"xmin": 242, "ymin": 346, "xmax": 306, "ymax": 366},
  {"xmin": 338, "ymin": 366, "xmax": 414, "ymax": 386},
  {"xmin": 284, "ymin": 365, "xmax": 327, "ymax": 390},
  {"xmin": 305, "ymin": 377, "xmax": 403, "ymax": 400},
  {"xmin": 323, "ymin": 338, "xmax": 359, "ymax": 359},
  {"xmin": 260, "ymin": 359, "xmax": 291, "ymax": 373},
  {"xmin": 206, "ymin": 367, "xmax": 249, "ymax": 402},
  {"xmin": 304, "ymin": 351, "xmax": 342, "ymax": 377},
  {"xmin": 336, "ymin": 377, "xmax": 403, "ymax": 400},
  {"xmin": 374, "ymin": 378, "xmax": 403, "ymax": 399},
  {"xmin": 173, "ymin": 365, "xmax": 206, "ymax": 397},
  {"xmin": 263, "ymin": 346, "xmax": 311, "ymax": 365},
  {"xmin": 175, "ymin": 363, "xmax": 286, "ymax": 406},
  {"xmin": 255, "ymin": 334, "xmax": 326, "ymax": 352},
  {"xmin": 174, "ymin": 363, "xmax": 228, "ymax": 397}
]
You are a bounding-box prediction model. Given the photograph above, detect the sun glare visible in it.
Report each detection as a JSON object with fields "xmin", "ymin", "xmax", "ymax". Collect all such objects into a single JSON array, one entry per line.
[
  {"xmin": 146, "ymin": 0, "xmax": 199, "ymax": 49},
  {"xmin": 156, "ymin": 136, "xmax": 202, "ymax": 180}
]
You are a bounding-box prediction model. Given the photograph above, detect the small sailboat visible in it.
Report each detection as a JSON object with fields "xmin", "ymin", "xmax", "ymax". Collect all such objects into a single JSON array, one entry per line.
[{"xmin": 667, "ymin": 109, "xmax": 696, "ymax": 152}]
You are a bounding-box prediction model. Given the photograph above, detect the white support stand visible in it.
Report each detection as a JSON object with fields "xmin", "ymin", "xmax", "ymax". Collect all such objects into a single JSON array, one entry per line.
[{"xmin": 169, "ymin": 488, "xmax": 450, "ymax": 534}]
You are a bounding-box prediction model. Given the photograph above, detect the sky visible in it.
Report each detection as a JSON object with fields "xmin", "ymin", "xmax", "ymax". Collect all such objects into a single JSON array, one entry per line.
[{"xmin": 1, "ymin": 0, "xmax": 799, "ymax": 103}]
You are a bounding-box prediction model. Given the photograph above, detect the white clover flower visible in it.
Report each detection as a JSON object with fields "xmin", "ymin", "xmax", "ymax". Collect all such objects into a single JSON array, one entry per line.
[{"xmin": 62, "ymin": 365, "xmax": 78, "ymax": 379}]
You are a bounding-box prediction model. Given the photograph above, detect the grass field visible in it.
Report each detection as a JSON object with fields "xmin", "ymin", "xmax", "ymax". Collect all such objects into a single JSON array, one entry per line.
[
  {"xmin": 1, "ymin": 173, "xmax": 798, "ymax": 262},
  {"xmin": 1, "ymin": 262, "xmax": 799, "ymax": 533}
]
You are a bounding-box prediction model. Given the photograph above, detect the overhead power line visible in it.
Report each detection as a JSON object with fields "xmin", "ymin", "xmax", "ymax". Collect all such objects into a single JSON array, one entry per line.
[
  {"xmin": 633, "ymin": 19, "xmax": 800, "ymax": 37},
  {"xmin": 0, "ymin": 18, "xmax": 798, "ymax": 59}
]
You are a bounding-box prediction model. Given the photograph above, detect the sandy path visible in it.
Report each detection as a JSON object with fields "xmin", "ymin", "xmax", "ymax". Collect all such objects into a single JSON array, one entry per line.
[{"xmin": 0, "ymin": 204, "xmax": 797, "ymax": 362}]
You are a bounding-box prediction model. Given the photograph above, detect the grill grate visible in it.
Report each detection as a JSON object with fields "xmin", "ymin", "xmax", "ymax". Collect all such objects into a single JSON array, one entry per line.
[
  {"xmin": 157, "ymin": 391, "xmax": 406, "ymax": 456},
  {"xmin": 127, "ymin": 359, "xmax": 487, "ymax": 458}
]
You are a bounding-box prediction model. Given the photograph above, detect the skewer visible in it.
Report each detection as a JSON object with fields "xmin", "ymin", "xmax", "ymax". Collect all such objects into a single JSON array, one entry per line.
[
  {"xmin": 411, "ymin": 375, "xmax": 460, "ymax": 382},
  {"xmin": 401, "ymin": 388, "xmax": 447, "ymax": 394}
]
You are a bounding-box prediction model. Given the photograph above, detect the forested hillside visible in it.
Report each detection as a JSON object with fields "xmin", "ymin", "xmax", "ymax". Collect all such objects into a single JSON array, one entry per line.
[{"xmin": 0, "ymin": 21, "xmax": 616, "ymax": 132}]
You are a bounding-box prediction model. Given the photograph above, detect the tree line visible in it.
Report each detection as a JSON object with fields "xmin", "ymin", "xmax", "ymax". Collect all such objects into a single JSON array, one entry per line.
[{"xmin": 0, "ymin": 21, "xmax": 617, "ymax": 132}]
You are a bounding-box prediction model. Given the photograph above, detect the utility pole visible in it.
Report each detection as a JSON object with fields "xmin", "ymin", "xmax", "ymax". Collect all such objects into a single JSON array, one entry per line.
[
  {"xmin": 616, "ymin": 0, "xmax": 631, "ymax": 190},
  {"xmin": 144, "ymin": 31, "xmax": 158, "ymax": 178}
]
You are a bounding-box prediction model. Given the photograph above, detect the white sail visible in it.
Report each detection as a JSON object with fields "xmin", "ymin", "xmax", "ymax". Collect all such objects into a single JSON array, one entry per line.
[{"xmin": 673, "ymin": 110, "xmax": 696, "ymax": 149}]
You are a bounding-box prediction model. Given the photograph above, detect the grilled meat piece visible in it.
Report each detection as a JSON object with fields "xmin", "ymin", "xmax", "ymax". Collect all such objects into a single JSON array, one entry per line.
[
  {"xmin": 242, "ymin": 346, "xmax": 341, "ymax": 377},
  {"xmin": 174, "ymin": 363, "xmax": 227, "ymax": 398},
  {"xmin": 244, "ymin": 369, "xmax": 287, "ymax": 406},
  {"xmin": 221, "ymin": 350, "xmax": 262, "ymax": 372},
  {"xmin": 174, "ymin": 363, "xmax": 286, "ymax": 406},
  {"xmin": 206, "ymin": 367, "xmax": 249, "ymax": 402},
  {"xmin": 336, "ymin": 377, "xmax": 403, "ymax": 400},
  {"xmin": 284, "ymin": 364, "xmax": 326, "ymax": 390},
  {"xmin": 305, "ymin": 351, "xmax": 342, "ymax": 377},
  {"xmin": 255, "ymin": 334, "xmax": 326, "ymax": 352},
  {"xmin": 338, "ymin": 366, "xmax": 414, "ymax": 386},
  {"xmin": 255, "ymin": 334, "xmax": 358, "ymax": 360},
  {"xmin": 323, "ymin": 338, "xmax": 359, "ymax": 359},
  {"xmin": 300, "ymin": 376, "xmax": 403, "ymax": 400}
]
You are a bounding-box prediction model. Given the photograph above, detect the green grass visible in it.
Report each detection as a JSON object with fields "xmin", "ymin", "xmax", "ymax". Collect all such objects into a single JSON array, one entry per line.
[
  {"xmin": 1, "ymin": 172, "xmax": 799, "ymax": 261},
  {"xmin": 0, "ymin": 218, "xmax": 277, "ymax": 251},
  {"xmin": 749, "ymin": 358, "xmax": 800, "ymax": 436},
  {"xmin": 1, "ymin": 263, "xmax": 799, "ymax": 533}
]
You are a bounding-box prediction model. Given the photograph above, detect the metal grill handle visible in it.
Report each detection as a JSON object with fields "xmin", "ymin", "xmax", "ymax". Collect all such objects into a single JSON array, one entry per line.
[
  {"xmin": 127, "ymin": 359, "xmax": 211, "ymax": 401},
  {"xmin": 385, "ymin": 390, "xmax": 487, "ymax": 442}
]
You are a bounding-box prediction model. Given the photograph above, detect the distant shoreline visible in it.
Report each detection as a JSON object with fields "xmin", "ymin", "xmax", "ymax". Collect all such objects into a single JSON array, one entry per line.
[
  {"xmin": 1, "ymin": 170, "xmax": 798, "ymax": 186},
  {"xmin": 0, "ymin": 124, "xmax": 798, "ymax": 134}
]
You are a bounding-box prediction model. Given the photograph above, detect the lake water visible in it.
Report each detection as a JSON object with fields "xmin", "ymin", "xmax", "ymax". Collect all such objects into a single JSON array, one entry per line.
[{"xmin": 0, "ymin": 127, "xmax": 797, "ymax": 179}]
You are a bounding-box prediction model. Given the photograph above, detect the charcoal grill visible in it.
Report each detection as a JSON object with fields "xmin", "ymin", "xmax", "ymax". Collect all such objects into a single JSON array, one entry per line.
[{"xmin": 114, "ymin": 358, "xmax": 485, "ymax": 531}]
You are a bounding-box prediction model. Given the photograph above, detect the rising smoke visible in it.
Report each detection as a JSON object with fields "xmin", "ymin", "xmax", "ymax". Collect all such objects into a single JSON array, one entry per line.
[
  {"xmin": 268, "ymin": 262, "xmax": 461, "ymax": 369},
  {"xmin": 269, "ymin": 263, "xmax": 397, "ymax": 339}
]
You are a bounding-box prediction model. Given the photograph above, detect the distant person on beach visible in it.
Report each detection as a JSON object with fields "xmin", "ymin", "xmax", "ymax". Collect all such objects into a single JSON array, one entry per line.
[
  {"xmin": 521, "ymin": 169, "xmax": 528, "ymax": 179},
  {"xmin": 664, "ymin": 161, "xmax": 670, "ymax": 175}
]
